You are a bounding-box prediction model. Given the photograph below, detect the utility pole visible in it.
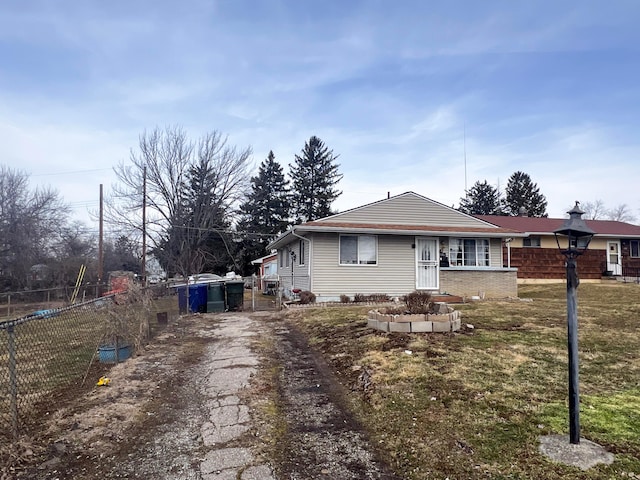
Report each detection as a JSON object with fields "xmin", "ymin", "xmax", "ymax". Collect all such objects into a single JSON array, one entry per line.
[
  {"xmin": 98, "ymin": 184, "xmax": 104, "ymax": 292},
  {"xmin": 141, "ymin": 167, "xmax": 147, "ymax": 285}
]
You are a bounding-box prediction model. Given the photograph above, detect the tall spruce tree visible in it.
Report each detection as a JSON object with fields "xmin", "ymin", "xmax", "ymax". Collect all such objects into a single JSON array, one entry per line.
[
  {"xmin": 458, "ymin": 180, "xmax": 503, "ymax": 215},
  {"xmin": 289, "ymin": 136, "xmax": 343, "ymax": 222},
  {"xmin": 237, "ymin": 151, "xmax": 291, "ymax": 273},
  {"xmin": 184, "ymin": 157, "xmax": 235, "ymax": 274},
  {"xmin": 504, "ymin": 171, "xmax": 548, "ymax": 217}
]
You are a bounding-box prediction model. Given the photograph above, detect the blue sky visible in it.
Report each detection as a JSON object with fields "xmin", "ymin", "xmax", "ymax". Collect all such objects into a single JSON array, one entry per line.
[{"xmin": 1, "ymin": 0, "xmax": 639, "ymax": 226}]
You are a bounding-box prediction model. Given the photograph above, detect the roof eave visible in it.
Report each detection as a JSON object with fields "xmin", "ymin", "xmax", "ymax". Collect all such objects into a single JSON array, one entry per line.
[{"xmin": 296, "ymin": 225, "xmax": 525, "ymax": 238}]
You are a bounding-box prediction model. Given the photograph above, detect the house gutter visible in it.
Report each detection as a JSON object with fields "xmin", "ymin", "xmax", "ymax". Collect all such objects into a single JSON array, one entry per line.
[{"xmin": 297, "ymin": 225, "xmax": 526, "ymax": 238}]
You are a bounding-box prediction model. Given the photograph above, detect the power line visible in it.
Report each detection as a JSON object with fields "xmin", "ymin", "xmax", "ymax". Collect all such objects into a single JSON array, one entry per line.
[{"xmin": 30, "ymin": 168, "xmax": 112, "ymax": 177}]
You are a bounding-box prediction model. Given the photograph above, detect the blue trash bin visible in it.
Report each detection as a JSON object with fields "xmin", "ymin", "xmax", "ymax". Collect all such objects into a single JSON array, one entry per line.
[{"xmin": 189, "ymin": 284, "xmax": 208, "ymax": 313}]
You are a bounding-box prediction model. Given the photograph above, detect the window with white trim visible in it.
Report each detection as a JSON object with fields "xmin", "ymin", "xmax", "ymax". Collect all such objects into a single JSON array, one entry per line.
[
  {"xmin": 448, "ymin": 238, "xmax": 490, "ymax": 267},
  {"xmin": 631, "ymin": 240, "xmax": 640, "ymax": 258},
  {"xmin": 339, "ymin": 235, "xmax": 377, "ymax": 265},
  {"xmin": 299, "ymin": 240, "xmax": 305, "ymax": 265}
]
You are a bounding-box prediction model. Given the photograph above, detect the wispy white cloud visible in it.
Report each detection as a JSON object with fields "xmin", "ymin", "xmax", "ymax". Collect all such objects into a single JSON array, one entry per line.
[{"xmin": 0, "ymin": 0, "xmax": 638, "ymax": 226}]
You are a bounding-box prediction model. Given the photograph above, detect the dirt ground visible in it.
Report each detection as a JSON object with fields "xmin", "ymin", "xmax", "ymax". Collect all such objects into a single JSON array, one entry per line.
[{"xmin": 3, "ymin": 309, "xmax": 397, "ymax": 479}]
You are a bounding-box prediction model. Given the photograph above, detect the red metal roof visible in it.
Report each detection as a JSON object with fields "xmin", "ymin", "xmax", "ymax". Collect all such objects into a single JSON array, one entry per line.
[{"xmin": 476, "ymin": 215, "xmax": 640, "ymax": 237}]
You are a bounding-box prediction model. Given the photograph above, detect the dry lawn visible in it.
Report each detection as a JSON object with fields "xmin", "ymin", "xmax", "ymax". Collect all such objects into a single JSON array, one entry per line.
[{"xmin": 290, "ymin": 283, "xmax": 640, "ymax": 479}]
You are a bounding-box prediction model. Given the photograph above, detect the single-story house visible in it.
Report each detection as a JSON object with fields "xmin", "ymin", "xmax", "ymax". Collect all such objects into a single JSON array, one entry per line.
[
  {"xmin": 250, "ymin": 252, "xmax": 279, "ymax": 293},
  {"xmin": 267, "ymin": 192, "xmax": 523, "ymax": 302},
  {"xmin": 476, "ymin": 214, "xmax": 640, "ymax": 282}
]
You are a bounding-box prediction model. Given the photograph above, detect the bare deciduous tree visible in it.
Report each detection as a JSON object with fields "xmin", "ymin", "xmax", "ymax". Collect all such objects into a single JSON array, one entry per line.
[
  {"xmin": 578, "ymin": 200, "xmax": 637, "ymax": 223},
  {"xmin": 580, "ymin": 199, "xmax": 607, "ymax": 220},
  {"xmin": 104, "ymin": 126, "xmax": 252, "ymax": 278},
  {"xmin": 607, "ymin": 203, "xmax": 636, "ymax": 223},
  {"xmin": 0, "ymin": 166, "xmax": 70, "ymax": 288}
]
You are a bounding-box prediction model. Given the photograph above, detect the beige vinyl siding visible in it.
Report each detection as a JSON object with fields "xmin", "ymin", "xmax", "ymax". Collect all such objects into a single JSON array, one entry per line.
[
  {"xmin": 317, "ymin": 192, "xmax": 495, "ymax": 228},
  {"xmin": 278, "ymin": 239, "xmax": 310, "ymax": 292},
  {"xmin": 512, "ymin": 235, "xmax": 609, "ymax": 250},
  {"xmin": 490, "ymin": 238, "xmax": 502, "ymax": 267},
  {"xmin": 311, "ymin": 232, "xmax": 416, "ymax": 297}
]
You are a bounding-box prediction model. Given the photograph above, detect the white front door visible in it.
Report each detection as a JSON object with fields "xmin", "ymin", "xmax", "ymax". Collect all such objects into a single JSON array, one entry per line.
[
  {"xmin": 416, "ymin": 237, "xmax": 439, "ymax": 290},
  {"xmin": 607, "ymin": 241, "xmax": 622, "ymax": 275}
]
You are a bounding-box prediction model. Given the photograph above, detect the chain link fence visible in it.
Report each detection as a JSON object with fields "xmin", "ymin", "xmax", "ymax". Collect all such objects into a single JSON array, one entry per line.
[
  {"xmin": 243, "ymin": 276, "xmax": 281, "ymax": 312},
  {"xmin": 0, "ymin": 284, "xmax": 108, "ymax": 321},
  {"xmin": 0, "ymin": 285, "xmax": 178, "ymax": 449}
]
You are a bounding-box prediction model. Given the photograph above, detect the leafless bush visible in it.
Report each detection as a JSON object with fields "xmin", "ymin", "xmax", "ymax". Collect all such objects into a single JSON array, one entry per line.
[
  {"xmin": 352, "ymin": 293, "xmax": 390, "ymax": 303},
  {"xmin": 299, "ymin": 291, "xmax": 316, "ymax": 304},
  {"xmin": 368, "ymin": 293, "xmax": 390, "ymax": 303},
  {"xmin": 104, "ymin": 284, "xmax": 153, "ymax": 349},
  {"xmin": 404, "ymin": 290, "xmax": 433, "ymax": 314},
  {"xmin": 340, "ymin": 294, "xmax": 351, "ymax": 303}
]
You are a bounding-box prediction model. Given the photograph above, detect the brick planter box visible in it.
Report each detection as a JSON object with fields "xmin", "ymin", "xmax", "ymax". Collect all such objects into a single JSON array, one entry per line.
[{"xmin": 368, "ymin": 308, "xmax": 460, "ymax": 333}]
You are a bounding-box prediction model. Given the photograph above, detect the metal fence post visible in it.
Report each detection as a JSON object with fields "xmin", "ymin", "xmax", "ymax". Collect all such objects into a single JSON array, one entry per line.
[
  {"xmin": 7, "ymin": 323, "xmax": 19, "ymax": 439},
  {"xmin": 251, "ymin": 275, "xmax": 256, "ymax": 312}
]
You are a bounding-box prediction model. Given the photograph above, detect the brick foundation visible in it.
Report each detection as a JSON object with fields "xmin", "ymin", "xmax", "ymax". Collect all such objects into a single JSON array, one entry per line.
[{"xmin": 439, "ymin": 269, "xmax": 517, "ymax": 298}]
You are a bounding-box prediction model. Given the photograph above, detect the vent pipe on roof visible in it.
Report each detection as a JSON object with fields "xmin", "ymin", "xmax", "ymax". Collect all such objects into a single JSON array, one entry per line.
[{"xmin": 387, "ymin": 191, "xmax": 390, "ymax": 199}]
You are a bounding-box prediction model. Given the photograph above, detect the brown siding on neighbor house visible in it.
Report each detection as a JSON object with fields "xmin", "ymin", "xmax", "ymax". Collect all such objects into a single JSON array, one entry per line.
[
  {"xmin": 621, "ymin": 240, "xmax": 640, "ymax": 276},
  {"xmin": 505, "ymin": 247, "xmax": 605, "ymax": 279}
]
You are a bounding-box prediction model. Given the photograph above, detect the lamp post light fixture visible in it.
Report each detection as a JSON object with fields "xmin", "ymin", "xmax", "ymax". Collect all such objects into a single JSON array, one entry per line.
[{"xmin": 553, "ymin": 201, "xmax": 595, "ymax": 445}]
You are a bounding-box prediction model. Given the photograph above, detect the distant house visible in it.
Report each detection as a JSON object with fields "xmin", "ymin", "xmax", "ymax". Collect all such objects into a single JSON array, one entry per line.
[
  {"xmin": 267, "ymin": 192, "xmax": 522, "ymax": 301},
  {"xmin": 476, "ymin": 214, "xmax": 640, "ymax": 282},
  {"xmin": 250, "ymin": 253, "xmax": 278, "ymax": 293}
]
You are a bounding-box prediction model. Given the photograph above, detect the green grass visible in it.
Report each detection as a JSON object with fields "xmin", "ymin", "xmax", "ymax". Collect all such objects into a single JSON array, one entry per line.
[{"xmin": 289, "ymin": 283, "xmax": 640, "ymax": 479}]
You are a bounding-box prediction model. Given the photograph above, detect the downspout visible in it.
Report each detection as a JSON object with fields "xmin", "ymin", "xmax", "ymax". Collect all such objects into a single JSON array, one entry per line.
[
  {"xmin": 505, "ymin": 238, "xmax": 512, "ymax": 268},
  {"xmin": 291, "ymin": 230, "xmax": 312, "ymax": 291}
]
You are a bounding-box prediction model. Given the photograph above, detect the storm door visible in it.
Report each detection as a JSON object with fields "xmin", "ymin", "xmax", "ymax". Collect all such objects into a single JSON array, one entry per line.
[
  {"xmin": 607, "ymin": 241, "xmax": 622, "ymax": 276},
  {"xmin": 416, "ymin": 237, "xmax": 439, "ymax": 290}
]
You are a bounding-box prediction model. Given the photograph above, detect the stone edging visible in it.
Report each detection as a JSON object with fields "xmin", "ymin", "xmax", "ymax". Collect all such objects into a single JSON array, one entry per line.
[
  {"xmin": 367, "ymin": 309, "xmax": 461, "ymax": 333},
  {"xmin": 283, "ymin": 301, "xmax": 397, "ymax": 309}
]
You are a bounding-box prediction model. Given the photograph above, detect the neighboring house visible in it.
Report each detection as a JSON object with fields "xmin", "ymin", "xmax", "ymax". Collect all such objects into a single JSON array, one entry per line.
[
  {"xmin": 476, "ymin": 215, "xmax": 640, "ymax": 282},
  {"xmin": 267, "ymin": 192, "xmax": 522, "ymax": 301},
  {"xmin": 29, "ymin": 264, "xmax": 50, "ymax": 282},
  {"xmin": 250, "ymin": 253, "xmax": 279, "ymax": 293}
]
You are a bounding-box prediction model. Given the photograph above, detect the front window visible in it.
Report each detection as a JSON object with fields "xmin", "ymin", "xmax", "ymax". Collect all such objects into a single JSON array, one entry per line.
[
  {"xmin": 340, "ymin": 235, "xmax": 377, "ymax": 265},
  {"xmin": 449, "ymin": 238, "xmax": 490, "ymax": 267},
  {"xmin": 631, "ymin": 240, "xmax": 640, "ymax": 258}
]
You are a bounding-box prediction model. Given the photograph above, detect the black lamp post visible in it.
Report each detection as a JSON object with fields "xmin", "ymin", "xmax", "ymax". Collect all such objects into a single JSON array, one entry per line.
[
  {"xmin": 290, "ymin": 250, "xmax": 296, "ymax": 292},
  {"xmin": 553, "ymin": 201, "xmax": 595, "ymax": 445}
]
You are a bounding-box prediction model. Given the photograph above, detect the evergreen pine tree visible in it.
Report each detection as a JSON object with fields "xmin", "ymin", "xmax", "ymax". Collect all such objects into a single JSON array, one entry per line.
[
  {"xmin": 289, "ymin": 136, "xmax": 343, "ymax": 222},
  {"xmin": 237, "ymin": 151, "xmax": 291, "ymax": 273},
  {"xmin": 504, "ymin": 171, "xmax": 548, "ymax": 217},
  {"xmin": 458, "ymin": 180, "xmax": 503, "ymax": 215},
  {"xmin": 182, "ymin": 159, "xmax": 235, "ymax": 275}
]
